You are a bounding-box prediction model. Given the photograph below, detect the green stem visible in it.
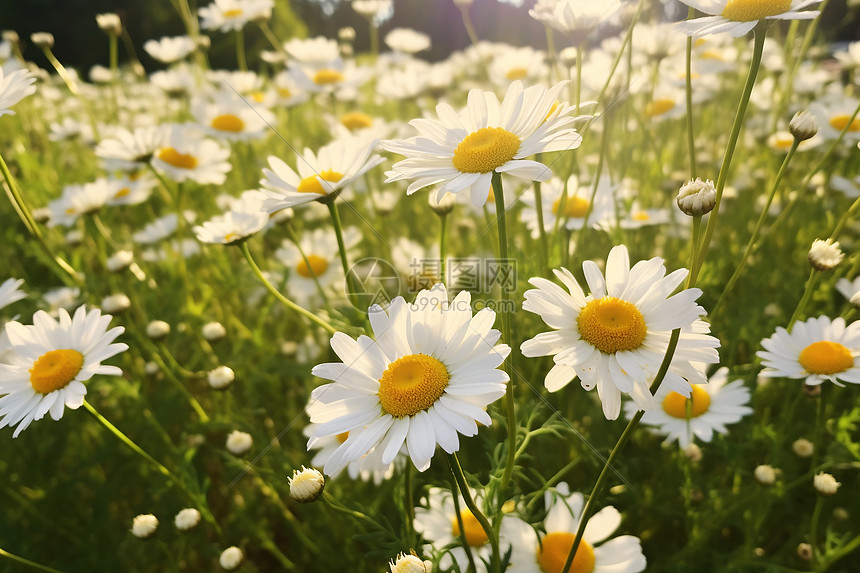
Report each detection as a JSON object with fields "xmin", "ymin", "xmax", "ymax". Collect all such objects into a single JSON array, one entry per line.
[
  {"xmin": 235, "ymin": 28, "xmax": 247, "ymax": 71},
  {"xmin": 109, "ymin": 32, "xmax": 118, "ymax": 78},
  {"xmin": 0, "ymin": 547, "xmax": 64, "ymax": 573},
  {"xmin": 82, "ymin": 400, "xmax": 221, "ymax": 534},
  {"xmin": 788, "ymin": 268, "xmax": 819, "ymax": 329},
  {"xmin": 258, "ymin": 21, "xmax": 286, "ymax": 60},
  {"xmin": 41, "ymin": 47, "xmax": 79, "ymax": 95},
  {"xmin": 809, "ymin": 495, "xmax": 824, "ymax": 566},
  {"xmin": 712, "ymin": 139, "xmax": 800, "ymax": 317},
  {"xmin": 533, "ymin": 177, "xmax": 550, "ymax": 274},
  {"xmin": 777, "ymin": 0, "xmax": 830, "ymax": 121},
  {"xmin": 448, "ymin": 453, "xmax": 500, "ymax": 573},
  {"xmin": 692, "ymin": 27, "xmax": 766, "ymax": 284},
  {"xmin": 561, "ymin": 329, "xmax": 681, "ymax": 573},
  {"xmin": 830, "ymin": 193, "xmax": 860, "ymax": 242},
  {"xmin": 492, "ymin": 173, "xmax": 517, "ymax": 493},
  {"xmin": 574, "ymin": 40, "xmax": 585, "ymax": 115},
  {"xmin": 545, "ymin": 26, "xmax": 558, "ymax": 83},
  {"xmin": 404, "ymin": 462, "xmax": 416, "ymax": 546},
  {"xmin": 594, "ymin": 0, "xmax": 642, "ymax": 109},
  {"xmin": 449, "ymin": 472, "xmax": 479, "ymax": 573},
  {"xmin": 286, "ymin": 224, "xmax": 330, "ymax": 305},
  {"xmin": 439, "ymin": 213, "xmax": 448, "ymax": 283},
  {"xmin": 241, "ymin": 242, "xmax": 337, "ymax": 334}
]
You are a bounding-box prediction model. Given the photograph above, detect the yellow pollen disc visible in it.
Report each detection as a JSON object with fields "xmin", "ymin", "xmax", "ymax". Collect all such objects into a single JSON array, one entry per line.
[
  {"xmin": 798, "ymin": 341, "xmax": 854, "ymax": 375},
  {"xmin": 829, "ymin": 114, "xmax": 860, "ymax": 131},
  {"xmin": 211, "ymin": 113, "xmax": 245, "ymax": 133},
  {"xmin": 632, "ymin": 211, "xmax": 650, "ymax": 221},
  {"xmin": 296, "ymin": 254, "xmax": 329, "ymax": 278},
  {"xmin": 250, "ymin": 91, "xmax": 266, "ymax": 103},
  {"xmin": 505, "ymin": 67, "xmax": 529, "ymax": 80},
  {"xmin": 336, "ymin": 431, "xmax": 349, "ymax": 444},
  {"xmin": 223, "ymin": 8, "xmax": 243, "ymax": 17},
  {"xmin": 29, "ymin": 349, "xmax": 84, "ymax": 395},
  {"xmin": 223, "ymin": 232, "xmax": 241, "ymax": 243},
  {"xmin": 313, "ymin": 68, "xmax": 345, "ymax": 85},
  {"xmin": 700, "ymin": 50, "xmax": 724, "ymax": 60},
  {"xmin": 451, "ymin": 509, "xmax": 489, "ymax": 547},
  {"xmin": 340, "ymin": 111, "xmax": 374, "ymax": 131},
  {"xmin": 662, "ymin": 385, "xmax": 712, "ymax": 419},
  {"xmin": 646, "ymin": 98, "xmax": 676, "ymax": 117},
  {"xmin": 277, "ymin": 87, "xmax": 292, "ymax": 98},
  {"xmin": 694, "ymin": 38, "xmax": 708, "ymax": 47},
  {"xmin": 378, "ymin": 354, "xmax": 449, "ymax": 418},
  {"xmin": 537, "ymin": 532, "xmax": 595, "ymax": 573},
  {"xmin": 452, "ymin": 127, "xmax": 520, "ymax": 174},
  {"xmin": 157, "ymin": 147, "xmax": 198, "ymax": 170},
  {"xmin": 296, "ymin": 169, "xmax": 344, "ymax": 195},
  {"xmin": 773, "ymin": 136, "xmax": 794, "ymax": 150},
  {"xmin": 721, "ymin": 0, "xmax": 792, "ymax": 22},
  {"xmin": 65, "ymin": 207, "xmax": 76, "ymax": 215},
  {"xmin": 114, "ymin": 187, "xmax": 131, "ymax": 198},
  {"xmin": 552, "ymin": 196, "xmax": 590, "ymax": 218},
  {"xmin": 577, "ymin": 297, "xmax": 647, "ymax": 354}
]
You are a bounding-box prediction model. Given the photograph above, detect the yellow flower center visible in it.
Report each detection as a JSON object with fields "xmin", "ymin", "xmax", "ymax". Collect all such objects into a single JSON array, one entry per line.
[
  {"xmin": 250, "ymin": 91, "xmax": 266, "ymax": 103},
  {"xmin": 632, "ymin": 211, "xmax": 650, "ymax": 221},
  {"xmin": 721, "ymin": 0, "xmax": 792, "ymax": 22},
  {"xmin": 451, "ymin": 509, "xmax": 488, "ymax": 547},
  {"xmin": 157, "ymin": 147, "xmax": 198, "ymax": 170},
  {"xmin": 114, "ymin": 187, "xmax": 131, "ymax": 199},
  {"xmin": 296, "ymin": 254, "xmax": 330, "ymax": 278},
  {"xmin": 296, "ymin": 170, "xmax": 344, "ymax": 195},
  {"xmin": 773, "ymin": 135, "xmax": 794, "ymax": 150},
  {"xmin": 223, "ymin": 8, "xmax": 243, "ymax": 17},
  {"xmin": 505, "ymin": 67, "xmax": 529, "ymax": 80},
  {"xmin": 29, "ymin": 349, "xmax": 84, "ymax": 395},
  {"xmin": 378, "ymin": 354, "xmax": 449, "ymax": 418},
  {"xmin": 452, "ymin": 127, "xmax": 521, "ymax": 174},
  {"xmin": 646, "ymin": 98, "xmax": 676, "ymax": 117},
  {"xmin": 829, "ymin": 114, "xmax": 860, "ymax": 132},
  {"xmin": 313, "ymin": 68, "xmax": 345, "ymax": 85},
  {"xmin": 662, "ymin": 385, "xmax": 712, "ymax": 419},
  {"xmin": 798, "ymin": 341, "xmax": 854, "ymax": 375},
  {"xmin": 577, "ymin": 297, "xmax": 647, "ymax": 354},
  {"xmin": 278, "ymin": 87, "xmax": 292, "ymax": 98},
  {"xmin": 340, "ymin": 111, "xmax": 374, "ymax": 131},
  {"xmin": 552, "ymin": 196, "xmax": 590, "ymax": 218},
  {"xmin": 536, "ymin": 532, "xmax": 595, "ymax": 573},
  {"xmin": 211, "ymin": 113, "xmax": 245, "ymax": 133},
  {"xmin": 65, "ymin": 207, "xmax": 76, "ymax": 215},
  {"xmin": 223, "ymin": 232, "xmax": 241, "ymax": 243},
  {"xmin": 700, "ymin": 50, "xmax": 725, "ymax": 60}
]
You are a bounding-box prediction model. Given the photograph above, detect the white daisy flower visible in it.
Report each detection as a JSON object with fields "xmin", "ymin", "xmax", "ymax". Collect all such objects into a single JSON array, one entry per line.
[
  {"xmin": 0, "ymin": 305, "xmax": 128, "ymax": 437},
  {"xmin": 489, "ymin": 45, "xmax": 547, "ymax": 87},
  {"xmin": 287, "ymin": 58, "xmax": 372, "ymax": 96},
  {"xmin": 519, "ymin": 174, "xmax": 615, "ymax": 239},
  {"xmin": 259, "ymin": 135, "xmax": 384, "ymax": 211},
  {"xmin": 0, "ymin": 278, "xmax": 26, "ymax": 311},
  {"xmin": 617, "ymin": 202, "xmax": 671, "ymax": 229},
  {"xmin": 283, "ymin": 36, "xmax": 341, "ymax": 67},
  {"xmin": 133, "ymin": 212, "xmax": 194, "ymax": 244},
  {"xmin": 501, "ymin": 482, "xmax": 646, "ymax": 573},
  {"xmin": 96, "ymin": 125, "xmax": 170, "ymax": 172},
  {"xmin": 302, "ymin": 422, "xmax": 398, "ymax": 485},
  {"xmin": 757, "ymin": 316, "xmax": 860, "ymax": 387},
  {"xmin": 143, "ymin": 36, "xmax": 196, "ymax": 64},
  {"xmin": 382, "ymin": 80, "xmax": 584, "ymax": 208},
  {"xmin": 676, "ymin": 0, "xmax": 822, "ymax": 38},
  {"xmin": 199, "ymin": 0, "xmax": 273, "ymax": 32},
  {"xmin": 46, "ymin": 179, "xmax": 120, "ymax": 227},
  {"xmin": 836, "ymin": 276, "xmax": 860, "ymax": 302},
  {"xmin": 192, "ymin": 89, "xmax": 275, "ymax": 141},
  {"xmin": 0, "ymin": 63, "xmax": 36, "ymax": 117},
  {"xmin": 542, "ymin": 0, "xmax": 624, "ymax": 34},
  {"xmin": 193, "ymin": 207, "xmax": 268, "ymax": 245},
  {"xmin": 810, "ymin": 97, "xmax": 860, "ymax": 141},
  {"xmin": 624, "ymin": 367, "xmax": 753, "ymax": 448},
  {"xmin": 413, "ymin": 487, "xmax": 501, "ymax": 573},
  {"xmin": 307, "ymin": 284, "xmax": 510, "ymax": 473},
  {"xmin": 384, "ymin": 28, "xmax": 431, "ymax": 55},
  {"xmin": 151, "ymin": 125, "xmax": 232, "ymax": 185},
  {"xmin": 275, "ymin": 226, "xmax": 359, "ymax": 304},
  {"xmin": 521, "ymin": 245, "xmax": 720, "ymax": 419}
]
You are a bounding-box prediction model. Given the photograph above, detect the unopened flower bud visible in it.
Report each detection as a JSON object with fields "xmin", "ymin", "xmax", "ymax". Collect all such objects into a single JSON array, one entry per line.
[
  {"xmin": 96, "ymin": 13, "xmax": 122, "ymax": 35},
  {"xmin": 389, "ymin": 552, "xmax": 431, "ymax": 573},
  {"xmin": 30, "ymin": 32, "xmax": 54, "ymax": 49},
  {"xmin": 207, "ymin": 365, "xmax": 235, "ymax": 390},
  {"xmin": 174, "ymin": 508, "xmax": 201, "ymax": 531},
  {"xmin": 202, "ymin": 321, "xmax": 227, "ymax": 341},
  {"xmin": 754, "ymin": 464, "xmax": 777, "ymax": 485},
  {"xmin": 219, "ymin": 546, "xmax": 244, "ymax": 570},
  {"xmin": 429, "ymin": 192, "xmax": 456, "ymax": 216},
  {"xmin": 685, "ymin": 442, "xmax": 703, "ymax": 462},
  {"xmin": 131, "ymin": 514, "xmax": 159, "ymax": 539},
  {"xmin": 226, "ymin": 430, "xmax": 253, "ymax": 455},
  {"xmin": 101, "ymin": 293, "xmax": 130, "ymax": 313},
  {"xmin": 797, "ymin": 543, "xmax": 813, "ymax": 561},
  {"xmin": 792, "ymin": 438, "xmax": 814, "ymax": 458},
  {"xmin": 144, "ymin": 361, "xmax": 159, "ymax": 375},
  {"xmin": 813, "ymin": 472, "xmax": 841, "ymax": 495},
  {"xmin": 2, "ymin": 30, "xmax": 19, "ymax": 44},
  {"xmin": 338, "ymin": 27, "xmax": 356, "ymax": 42},
  {"xmin": 288, "ymin": 466, "xmax": 325, "ymax": 503},
  {"xmin": 106, "ymin": 250, "xmax": 134, "ymax": 272},
  {"xmin": 677, "ymin": 178, "xmax": 717, "ymax": 216},
  {"xmin": 146, "ymin": 320, "xmax": 170, "ymax": 339},
  {"xmin": 808, "ymin": 238, "xmax": 844, "ymax": 271},
  {"xmin": 789, "ymin": 110, "xmax": 818, "ymax": 142}
]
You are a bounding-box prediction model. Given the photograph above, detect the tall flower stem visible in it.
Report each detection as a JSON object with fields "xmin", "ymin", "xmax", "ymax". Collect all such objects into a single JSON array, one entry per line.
[
  {"xmin": 712, "ymin": 139, "xmax": 800, "ymax": 317},
  {"xmin": 561, "ymin": 328, "xmax": 681, "ymax": 573},
  {"xmin": 533, "ymin": 178, "xmax": 550, "ymax": 274},
  {"xmin": 327, "ymin": 200, "xmax": 364, "ymax": 307},
  {"xmin": 692, "ymin": 27, "xmax": 766, "ymax": 284},
  {"xmin": 594, "ymin": 0, "xmax": 642, "ymax": 108},
  {"xmin": 0, "ymin": 547, "xmax": 63, "ymax": 573},
  {"xmin": 492, "ymin": 173, "xmax": 517, "ymax": 493},
  {"xmin": 684, "ymin": 6, "xmax": 697, "ymax": 178},
  {"xmin": 788, "ymin": 269, "xmax": 818, "ymax": 329},
  {"xmin": 439, "ymin": 212, "xmax": 448, "ymax": 282},
  {"xmin": 449, "ymin": 473, "xmax": 479, "ymax": 573},
  {"xmin": 240, "ymin": 242, "xmax": 337, "ymax": 334},
  {"xmin": 235, "ymin": 28, "xmax": 247, "ymax": 71},
  {"xmin": 82, "ymin": 399, "xmax": 221, "ymax": 535},
  {"xmin": 40, "ymin": 47, "xmax": 79, "ymax": 95},
  {"xmin": 447, "ymin": 453, "xmax": 500, "ymax": 573}
]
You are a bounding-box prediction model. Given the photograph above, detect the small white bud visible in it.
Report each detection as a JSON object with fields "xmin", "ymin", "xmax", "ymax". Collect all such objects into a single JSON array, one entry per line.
[
  {"xmin": 797, "ymin": 543, "xmax": 813, "ymax": 561},
  {"xmin": 389, "ymin": 552, "xmax": 431, "ymax": 573},
  {"xmin": 792, "ymin": 438, "xmax": 814, "ymax": 458},
  {"xmin": 219, "ymin": 546, "xmax": 244, "ymax": 570},
  {"xmin": 808, "ymin": 238, "xmax": 844, "ymax": 271},
  {"xmin": 288, "ymin": 466, "xmax": 325, "ymax": 503},
  {"xmin": 131, "ymin": 514, "xmax": 159, "ymax": 539},
  {"xmin": 813, "ymin": 472, "xmax": 841, "ymax": 495},
  {"xmin": 226, "ymin": 430, "xmax": 253, "ymax": 455},
  {"xmin": 106, "ymin": 250, "xmax": 134, "ymax": 272},
  {"xmin": 754, "ymin": 464, "xmax": 777, "ymax": 485},
  {"xmin": 338, "ymin": 27, "xmax": 356, "ymax": 42},
  {"xmin": 144, "ymin": 361, "xmax": 159, "ymax": 375},
  {"xmin": 101, "ymin": 293, "xmax": 130, "ymax": 313},
  {"xmin": 174, "ymin": 508, "xmax": 201, "ymax": 531},
  {"xmin": 207, "ymin": 366, "xmax": 235, "ymax": 390},
  {"xmin": 96, "ymin": 13, "xmax": 122, "ymax": 35},
  {"xmin": 677, "ymin": 178, "xmax": 717, "ymax": 216},
  {"xmin": 202, "ymin": 321, "xmax": 227, "ymax": 341},
  {"xmin": 146, "ymin": 320, "xmax": 171, "ymax": 339},
  {"xmin": 429, "ymin": 192, "xmax": 456, "ymax": 216},
  {"xmin": 684, "ymin": 442, "xmax": 703, "ymax": 463},
  {"xmin": 30, "ymin": 32, "xmax": 54, "ymax": 49},
  {"xmin": 789, "ymin": 110, "xmax": 818, "ymax": 142}
]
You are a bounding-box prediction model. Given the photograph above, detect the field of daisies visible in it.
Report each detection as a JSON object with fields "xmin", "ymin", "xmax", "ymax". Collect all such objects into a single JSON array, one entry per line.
[{"xmin": 1, "ymin": 0, "xmax": 860, "ymax": 571}]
